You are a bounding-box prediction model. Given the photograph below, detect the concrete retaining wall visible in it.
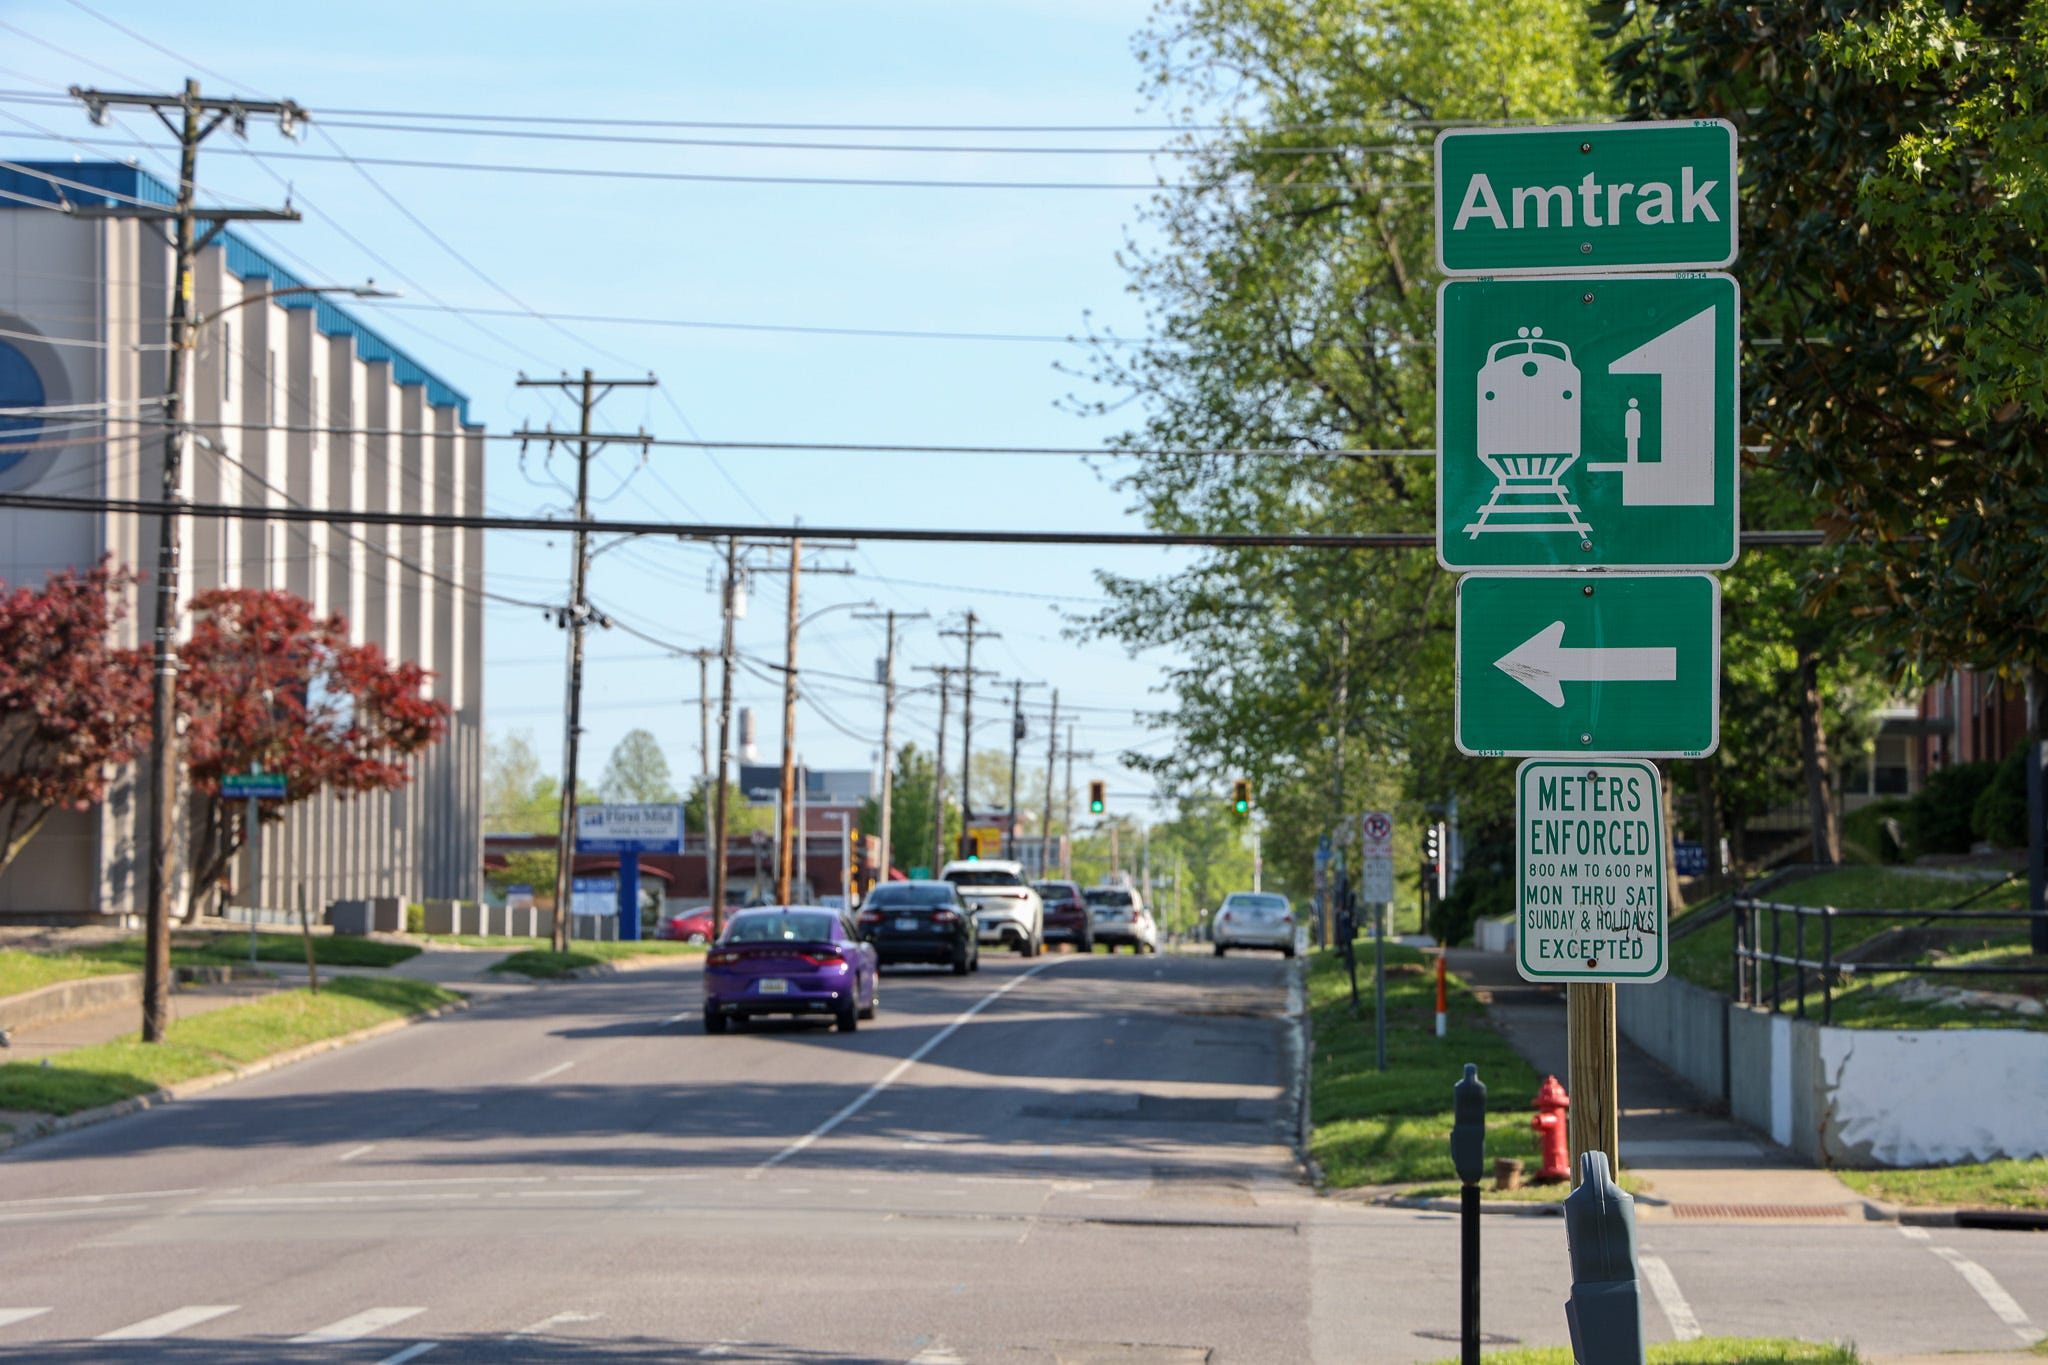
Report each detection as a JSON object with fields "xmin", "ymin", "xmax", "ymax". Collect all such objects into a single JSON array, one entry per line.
[{"xmin": 1618, "ymin": 979, "xmax": 2048, "ymax": 1168}]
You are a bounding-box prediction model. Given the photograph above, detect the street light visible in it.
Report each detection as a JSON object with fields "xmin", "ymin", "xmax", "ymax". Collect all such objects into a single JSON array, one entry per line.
[
  {"xmin": 775, "ymin": 598, "xmax": 876, "ymax": 902},
  {"xmin": 138, "ymin": 278, "xmax": 398, "ymax": 1041}
]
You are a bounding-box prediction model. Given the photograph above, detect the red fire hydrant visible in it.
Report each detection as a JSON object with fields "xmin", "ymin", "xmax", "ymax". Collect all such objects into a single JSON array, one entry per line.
[{"xmin": 1532, "ymin": 1075, "xmax": 1572, "ymax": 1184}]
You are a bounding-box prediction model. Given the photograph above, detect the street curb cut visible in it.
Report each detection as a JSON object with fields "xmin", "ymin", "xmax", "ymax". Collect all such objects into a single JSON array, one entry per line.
[{"xmin": 0, "ymin": 995, "xmax": 471, "ymax": 1158}]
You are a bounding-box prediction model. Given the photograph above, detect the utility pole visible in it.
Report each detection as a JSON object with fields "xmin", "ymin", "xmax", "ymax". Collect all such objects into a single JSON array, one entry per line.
[
  {"xmin": 516, "ymin": 370, "xmax": 657, "ymax": 951},
  {"xmin": 70, "ymin": 82, "xmax": 304, "ymax": 1042},
  {"xmin": 776, "ymin": 537, "xmax": 802, "ymax": 905},
  {"xmin": 712, "ymin": 539, "xmax": 739, "ymax": 937},
  {"xmin": 690, "ymin": 648, "xmax": 715, "ymax": 915},
  {"xmin": 1064, "ymin": 728, "xmax": 1095, "ymax": 881},
  {"xmin": 1042, "ymin": 689, "xmax": 1060, "ymax": 878},
  {"xmin": 918, "ymin": 665, "xmax": 961, "ymax": 874},
  {"xmin": 940, "ymin": 612, "xmax": 998, "ymax": 858},
  {"xmin": 855, "ymin": 609, "xmax": 927, "ymax": 881},
  {"xmin": 1004, "ymin": 679, "xmax": 1045, "ymax": 861}
]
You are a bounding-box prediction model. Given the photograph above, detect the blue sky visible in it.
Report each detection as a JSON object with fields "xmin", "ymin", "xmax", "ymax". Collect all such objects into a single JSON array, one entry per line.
[{"xmin": 0, "ymin": 0, "xmax": 1205, "ymax": 825}]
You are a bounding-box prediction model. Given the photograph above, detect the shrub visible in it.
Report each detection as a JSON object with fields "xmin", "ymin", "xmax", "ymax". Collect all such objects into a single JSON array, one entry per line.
[
  {"xmin": 405, "ymin": 903, "xmax": 425, "ymax": 934},
  {"xmin": 1842, "ymin": 798, "xmax": 1912, "ymax": 864},
  {"xmin": 1432, "ymin": 826, "xmax": 1512, "ymax": 946},
  {"xmin": 1971, "ymin": 735, "xmax": 2034, "ymax": 849},
  {"xmin": 1907, "ymin": 760, "xmax": 2000, "ymax": 855}
]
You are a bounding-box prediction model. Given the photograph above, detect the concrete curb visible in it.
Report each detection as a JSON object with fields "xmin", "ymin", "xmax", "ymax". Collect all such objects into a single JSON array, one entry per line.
[
  {"xmin": 491, "ymin": 951, "xmax": 701, "ymax": 983},
  {"xmin": 0, "ymin": 971, "xmax": 144, "ymax": 1032},
  {"xmin": 1285, "ymin": 957, "xmax": 1322, "ymax": 1189},
  {"xmin": 0, "ymin": 995, "xmax": 471, "ymax": 1158},
  {"xmin": 1371, "ymin": 1191, "xmax": 1566, "ymax": 1217}
]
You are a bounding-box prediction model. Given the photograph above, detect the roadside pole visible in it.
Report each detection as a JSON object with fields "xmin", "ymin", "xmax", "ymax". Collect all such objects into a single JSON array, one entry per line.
[
  {"xmin": 1567, "ymin": 982, "xmax": 1619, "ymax": 1181},
  {"xmin": 1450, "ymin": 1063, "xmax": 1488, "ymax": 1364},
  {"xmin": 1373, "ymin": 901, "xmax": 1388, "ymax": 1073},
  {"xmin": 247, "ymin": 783, "xmax": 260, "ymax": 966},
  {"xmin": 1360, "ymin": 813, "xmax": 1396, "ymax": 1073}
]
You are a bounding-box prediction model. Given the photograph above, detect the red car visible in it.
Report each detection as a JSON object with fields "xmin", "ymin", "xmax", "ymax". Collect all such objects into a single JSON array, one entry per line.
[
  {"xmin": 1031, "ymin": 879, "xmax": 1094, "ymax": 952},
  {"xmin": 656, "ymin": 907, "xmax": 716, "ymax": 943}
]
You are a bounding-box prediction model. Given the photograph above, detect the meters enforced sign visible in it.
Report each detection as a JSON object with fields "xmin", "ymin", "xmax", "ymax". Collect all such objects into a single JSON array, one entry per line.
[{"xmin": 1515, "ymin": 759, "xmax": 1667, "ymax": 984}]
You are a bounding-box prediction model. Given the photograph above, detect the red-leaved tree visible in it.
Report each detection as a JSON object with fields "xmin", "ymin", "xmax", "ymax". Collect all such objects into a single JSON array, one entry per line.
[
  {"xmin": 0, "ymin": 559, "xmax": 152, "ymax": 876},
  {"xmin": 180, "ymin": 587, "xmax": 451, "ymax": 916}
]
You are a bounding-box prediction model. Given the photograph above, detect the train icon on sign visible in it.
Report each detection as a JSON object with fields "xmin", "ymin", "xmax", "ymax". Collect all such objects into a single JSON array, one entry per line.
[{"xmin": 1463, "ymin": 327, "xmax": 1593, "ymax": 541}]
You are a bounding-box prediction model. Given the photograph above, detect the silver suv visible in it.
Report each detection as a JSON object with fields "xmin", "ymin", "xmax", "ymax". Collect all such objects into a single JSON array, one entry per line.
[{"xmin": 940, "ymin": 859, "xmax": 1044, "ymax": 957}]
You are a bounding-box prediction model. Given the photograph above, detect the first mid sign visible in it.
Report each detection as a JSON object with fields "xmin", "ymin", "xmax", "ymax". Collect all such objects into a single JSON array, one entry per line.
[{"xmin": 1437, "ymin": 121, "xmax": 1737, "ymax": 276}]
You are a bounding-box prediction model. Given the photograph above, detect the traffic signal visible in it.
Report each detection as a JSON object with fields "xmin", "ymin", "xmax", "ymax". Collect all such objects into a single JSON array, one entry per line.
[
  {"xmin": 1088, "ymin": 780, "xmax": 1105, "ymax": 814},
  {"xmin": 1424, "ymin": 823, "xmax": 1442, "ymax": 863},
  {"xmin": 1231, "ymin": 778, "xmax": 1251, "ymax": 817}
]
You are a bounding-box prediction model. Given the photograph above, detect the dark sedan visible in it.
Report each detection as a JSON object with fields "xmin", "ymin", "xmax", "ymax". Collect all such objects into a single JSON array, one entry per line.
[
  {"xmin": 702, "ymin": 906, "xmax": 879, "ymax": 1034},
  {"xmin": 856, "ymin": 880, "xmax": 980, "ymax": 974},
  {"xmin": 1031, "ymin": 879, "xmax": 1094, "ymax": 952}
]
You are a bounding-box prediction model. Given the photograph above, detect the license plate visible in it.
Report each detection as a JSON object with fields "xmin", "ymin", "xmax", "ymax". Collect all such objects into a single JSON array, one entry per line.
[
  {"xmin": 758, "ymin": 979, "xmax": 789, "ymax": 995},
  {"xmin": 895, "ymin": 917, "xmax": 919, "ymax": 931}
]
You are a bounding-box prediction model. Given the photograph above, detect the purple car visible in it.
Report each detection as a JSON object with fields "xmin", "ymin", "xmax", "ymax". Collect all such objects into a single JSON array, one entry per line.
[{"xmin": 702, "ymin": 906, "xmax": 879, "ymax": 1035}]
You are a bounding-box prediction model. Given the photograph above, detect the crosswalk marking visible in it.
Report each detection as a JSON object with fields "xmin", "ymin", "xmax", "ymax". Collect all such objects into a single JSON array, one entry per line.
[
  {"xmin": 506, "ymin": 1310, "xmax": 600, "ymax": 1339},
  {"xmin": 908, "ymin": 1344, "xmax": 966, "ymax": 1364},
  {"xmin": 290, "ymin": 1307, "xmax": 427, "ymax": 1344},
  {"xmin": 95, "ymin": 1305, "xmax": 240, "ymax": 1340},
  {"xmin": 1638, "ymin": 1255, "xmax": 1703, "ymax": 1341},
  {"xmin": 0, "ymin": 1310, "xmax": 51, "ymax": 1330},
  {"xmin": 1931, "ymin": 1246, "xmax": 2045, "ymax": 1347}
]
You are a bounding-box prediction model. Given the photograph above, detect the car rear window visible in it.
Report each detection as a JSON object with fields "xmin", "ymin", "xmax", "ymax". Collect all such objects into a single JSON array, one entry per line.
[
  {"xmin": 947, "ymin": 869, "xmax": 1025, "ymax": 888},
  {"xmin": 723, "ymin": 911, "xmax": 839, "ymax": 943},
  {"xmin": 1032, "ymin": 882, "xmax": 1078, "ymax": 899},
  {"xmin": 864, "ymin": 884, "xmax": 953, "ymax": 908},
  {"xmin": 1229, "ymin": 894, "xmax": 1289, "ymax": 915},
  {"xmin": 1084, "ymin": 889, "xmax": 1133, "ymax": 907}
]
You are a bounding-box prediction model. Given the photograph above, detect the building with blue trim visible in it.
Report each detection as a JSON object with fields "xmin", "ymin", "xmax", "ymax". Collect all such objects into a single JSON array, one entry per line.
[{"xmin": 0, "ymin": 161, "xmax": 482, "ymax": 920}]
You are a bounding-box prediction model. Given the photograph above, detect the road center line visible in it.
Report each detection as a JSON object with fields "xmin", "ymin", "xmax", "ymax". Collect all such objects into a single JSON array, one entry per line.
[
  {"xmin": 1637, "ymin": 1255, "xmax": 1702, "ymax": 1341},
  {"xmin": 749, "ymin": 959, "xmax": 1066, "ymax": 1177},
  {"xmin": 338, "ymin": 1144, "xmax": 377, "ymax": 1162},
  {"xmin": 374, "ymin": 1345, "xmax": 439, "ymax": 1365},
  {"xmin": 1930, "ymin": 1246, "xmax": 2045, "ymax": 1346},
  {"xmin": 525, "ymin": 1060, "xmax": 576, "ymax": 1083},
  {"xmin": 290, "ymin": 1307, "xmax": 427, "ymax": 1344}
]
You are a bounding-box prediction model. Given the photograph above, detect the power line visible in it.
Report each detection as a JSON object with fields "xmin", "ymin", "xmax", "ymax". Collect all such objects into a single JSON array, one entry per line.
[{"xmin": 359, "ymin": 300, "xmax": 1160, "ymax": 347}]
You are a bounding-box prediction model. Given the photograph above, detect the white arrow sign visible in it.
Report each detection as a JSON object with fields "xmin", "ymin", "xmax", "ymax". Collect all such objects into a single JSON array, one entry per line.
[{"xmin": 1494, "ymin": 621, "xmax": 1677, "ymax": 708}]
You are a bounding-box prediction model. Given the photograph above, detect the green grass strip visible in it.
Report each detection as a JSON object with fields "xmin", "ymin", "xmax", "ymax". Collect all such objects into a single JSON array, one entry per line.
[
  {"xmin": 0, "ymin": 950, "xmax": 134, "ymax": 999},
  {"xmin": 0, "ymin": 976, "xmax": 460, "ymax": 1117},
  {"xmin": 1307, "ymin": 947, "xmax": 1548, "ymax": 1189},
  {"xmin": 70, "ymin": 932, "xmax": 421, "ymax": 972},
  {"xmin": 1423, "ymin": 1340, "xmax": 1857, "ymax": 1365},
  {"xmin": 1837, "ymin": 1157, "xmax": 2048, "ymax": 1211}
]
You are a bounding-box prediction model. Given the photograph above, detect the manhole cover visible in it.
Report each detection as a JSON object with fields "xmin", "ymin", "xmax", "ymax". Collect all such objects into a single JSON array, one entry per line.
[{"xmin": 1413, "ymin": 1329, "xmax": 1521, "ymax": 1344}]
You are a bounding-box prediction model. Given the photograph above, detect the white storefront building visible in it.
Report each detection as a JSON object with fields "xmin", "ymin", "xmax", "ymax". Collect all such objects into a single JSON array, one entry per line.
[{"xmin": 0, "ymin": 160, "xmax": 483, "ymax": 920}]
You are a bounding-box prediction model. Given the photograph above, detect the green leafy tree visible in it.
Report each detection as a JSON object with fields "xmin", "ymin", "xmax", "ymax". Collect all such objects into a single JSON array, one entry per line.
[
  {"xmin": 487, "ymin": 848, "xmax": 558, "ymax": 905},
  {"xmin": 683, "ymin": 775, "xmax": 774, "ymax": 838},
  {"xmin": 1071, "ymin": 0, "xmax": 1610, "ymax": 895},
  {"xmin": 599, "ymin": 727, "xmax": 679, "ymax": 804},
  {"xmin": 1603, "ymin": 0, "xmax": 2048, "ymax": 714},
  {"xmin": 483, "ymin": 729, "xmax": 596, "ymax": 834},
  {"xmin": 857, "ymin": 743, "xmax": 959, "ymax": 874}
]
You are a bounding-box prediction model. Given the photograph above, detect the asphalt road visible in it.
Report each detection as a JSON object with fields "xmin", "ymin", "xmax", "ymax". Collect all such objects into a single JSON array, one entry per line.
[{"xmin": 0, "ymin": 949, "xmax": 2042, "ymax": 1363}]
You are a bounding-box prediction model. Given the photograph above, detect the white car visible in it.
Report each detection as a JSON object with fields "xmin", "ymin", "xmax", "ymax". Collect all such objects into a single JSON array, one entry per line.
[
  {"xmin": 1212, "ymin": 892, "xmax": 1296, "ymax": 957},
  {"xmin": 1083, "ymin": 885, "xmax": 1157, "ymax": 954},
  {"xmin": 939, "ymin": 859, "xmax": 1045, "ymax": 956}
]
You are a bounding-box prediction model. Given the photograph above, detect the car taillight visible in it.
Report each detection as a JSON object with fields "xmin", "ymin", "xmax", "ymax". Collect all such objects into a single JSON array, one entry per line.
[
  {"xmin": 707, "ymin": 949, "xmax": 738, "ymax": 966},
  {"xmin": 857, "ymin": 910, "xmax": 882, "ymax": 925},
  {"xmin": 931, "ymin": 909, "xmax": 958, "ymax": 923},
  {"xmin": 798, "ymin": 949, "xmax": 845, "ymax": 967}
]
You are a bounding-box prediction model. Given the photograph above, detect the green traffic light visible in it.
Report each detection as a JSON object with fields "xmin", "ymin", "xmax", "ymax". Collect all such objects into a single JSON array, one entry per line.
[{"xmin": 1234, "ymin": 800, "xmax": 1249, "ymax": 814}]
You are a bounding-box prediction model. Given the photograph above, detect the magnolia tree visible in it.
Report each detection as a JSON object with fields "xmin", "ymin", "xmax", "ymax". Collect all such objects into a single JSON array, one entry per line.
[
  {"xmin": 180, "ymin": 587, "xmax": 450, "ymax": 917},
  {"xmin": 0, "ymin": 560, "xmax": 151, "ymax": 875}
]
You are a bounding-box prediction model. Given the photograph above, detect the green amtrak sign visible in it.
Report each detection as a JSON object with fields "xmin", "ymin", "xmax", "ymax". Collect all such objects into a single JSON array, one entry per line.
[
  {"xmin": 1436, "ymin": 120, "xmax": 1737, "ymax": 276},
  {"xmin": 1456, "ymin": 573, "xmax": 1720, "ymax": 758},
  {"xmin": 1436, "ymin": 273, "xmax": 1739, "ymax": 572}
]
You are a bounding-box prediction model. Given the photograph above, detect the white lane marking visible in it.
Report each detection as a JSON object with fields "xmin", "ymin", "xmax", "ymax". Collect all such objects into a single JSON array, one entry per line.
[
  {"xmin": 1637, "ymin": 1255, "xmax": 1702, "ymax": 1342},
  {"xmin": 1931, "ymin": 1245, "xmax": 2045, "ymax": 1346},
  {"xmin": 338, "ymin": 1144, "xmax": 378, "ymax": 1162},
  {"xmin": 908, "ymin": 1344, "xmax": 965, "ymax": 1364},
  {"xmin": 96, "ymin": 1305, "xmax": 240, "ymax": 1340},
  {"xmin": 664, "ymin": 1010, "xmax": 690, "ymax": 1024},
  {"xmin": 0, "ymin": 1188, "xmax": 199, "ymax": 1211},
  {"xmin": 514, "ymin": 1188, "xmax": 644, "ymax": 1199},
  {"xmin": 374, "ymin": 1345, "xmax": 439, "ymax": 1365},
  {"xmin": 0, "ymin": 1309, "xmax": 52, "ymax": 1330},
  {"xmin": 507, "ymin": 1310, "xmax": 601, "ymax": 1339},
  {"xmin": 1898, "ymin": 1225, "xmax": 1931, "ymax": 1240},
  {"xmin": 211, "ymin": 1193, "xmax": 486, "ymax": 1207},
  {"xmin": 526, "ymin": 1060, "xmax": 576, "ymax": 1083},
  {"xmin": 309, "ymin": 1176, "xmax": 547, "ymax": 1188},
  {"xmin": 697, "ymin": 1341, "xmax": 740, "ymax": 1357},
  {"xmin": 0, "ymin": 1205, "xmax": 152, "ymax": 1223},
  {"xmin": 290, "ymin": 1307, "xmax": 428, "ymax": 1344},
  {"xmin": 750, "ymin": 958, "xmax": 1067, "ymax": 1176}
]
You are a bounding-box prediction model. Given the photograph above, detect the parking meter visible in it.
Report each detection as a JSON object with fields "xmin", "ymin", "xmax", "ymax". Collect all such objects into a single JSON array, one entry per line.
[
  {"xmin": 1450, "ymin": 1063, "xmax": 1487, "ymax": 1185},
  {"xmin": 1562, "ymin": 1150, "xmax": 1645, "ymax": 1364}
]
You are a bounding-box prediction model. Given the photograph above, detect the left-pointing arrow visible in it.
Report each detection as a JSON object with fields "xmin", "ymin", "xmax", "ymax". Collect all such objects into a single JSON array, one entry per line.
[{"xmin": 1494, "ymin": 620, "xmax": 1677, "ymax": 708}]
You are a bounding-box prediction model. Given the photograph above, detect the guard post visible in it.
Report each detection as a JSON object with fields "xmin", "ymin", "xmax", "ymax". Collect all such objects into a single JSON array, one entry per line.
[
  {"xmin": 1450, "ymin": 1062, "xmax": 1487, "ymax": 1365},
  {"xmin": 1563, "ymin": 1149, "xmax": 1644, "ymax": 1363}
]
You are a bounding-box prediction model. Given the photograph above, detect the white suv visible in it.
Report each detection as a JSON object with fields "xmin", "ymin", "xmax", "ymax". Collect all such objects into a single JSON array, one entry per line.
[
  {"xmin": 940, "ymin": 860, "xmax": 1045, "ymax": 957},
  {"xmin": 1084, "ymin": 884, "xmax": 1157, "ymax": 954}
]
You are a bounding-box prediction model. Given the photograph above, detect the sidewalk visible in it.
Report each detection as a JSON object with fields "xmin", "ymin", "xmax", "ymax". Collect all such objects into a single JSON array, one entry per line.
[{"xmin": 1445, "ymin": 946, "xmax": 1869, "ymax": 1218}]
